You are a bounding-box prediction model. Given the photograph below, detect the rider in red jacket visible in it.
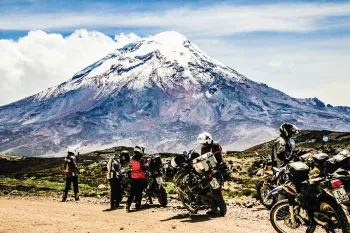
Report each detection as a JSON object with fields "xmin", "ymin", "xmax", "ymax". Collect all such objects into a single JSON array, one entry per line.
[{"xmin": 126, "ymin": 145, "xmax": 146, "ymax": 212}]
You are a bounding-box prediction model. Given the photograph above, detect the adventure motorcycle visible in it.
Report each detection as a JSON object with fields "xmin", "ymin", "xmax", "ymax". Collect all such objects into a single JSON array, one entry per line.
[
  {"xmin": 270, "ymin": 160, "xmax": 350, "ymax": 233},
  {"xmin": 144, "ymin": 154, "xmax": 168, "ymax": 207},
  {"xmin": 119, "ymin": 168, "xmax": 131, "ymax": 202},
  {"xmin": 255, "ymin": 152, "xmax": 287, "ymax": 209},
  {"xmin": 171, "ymin": 151, "xmax": 227, "ymax": 216}
]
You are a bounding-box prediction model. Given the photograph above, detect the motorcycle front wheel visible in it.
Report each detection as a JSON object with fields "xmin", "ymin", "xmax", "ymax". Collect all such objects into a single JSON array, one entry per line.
[
  {"xmin": 270, "ymin": 200, "xmax": 350, "ymax": 233},
  {"xmin": 256, "ymin": 180, "xmax": 276, "ymax": 209},
  {"xmin": 158, "ymin": 186, "xmax": 168, "ymax": 207},
  {"xmin": 178, "ymin": 192, "xmax": 199, "ymax": 214}
]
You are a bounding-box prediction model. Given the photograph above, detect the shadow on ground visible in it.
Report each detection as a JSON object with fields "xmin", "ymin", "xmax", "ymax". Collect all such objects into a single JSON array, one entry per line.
[{"xmin": 161, "ymin": 213, "xmax": 216, "ymax": 223}]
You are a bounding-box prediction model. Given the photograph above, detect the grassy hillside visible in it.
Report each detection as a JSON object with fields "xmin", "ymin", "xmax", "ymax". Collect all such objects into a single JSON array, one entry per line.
[
  {"xmin": 227, "ymin": 130, "xmax": 350, "ymax": 158},
  {"xmin": 1, "ymin": 130, "xmax": 349, "ymax": 204}
]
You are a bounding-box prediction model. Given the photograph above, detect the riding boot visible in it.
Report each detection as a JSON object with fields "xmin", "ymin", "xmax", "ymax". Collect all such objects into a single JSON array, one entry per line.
[
  {"xmin": 110, "ymin": 201, "xmax": 115, "ymax": 210},
  {"xmin": 74, "ymin": 192, "xmax": 79, "ymax": 201},
  {"xmin": 135, "ymin": 203, "xmax": 141, "ymax": 210},
  {"xmin": 61, "ymin": 191, "xmax": 68, "ymax": 202},
  {"xmin": 115, "ymin": 199, "xmax": 120, "ymax": 209}
]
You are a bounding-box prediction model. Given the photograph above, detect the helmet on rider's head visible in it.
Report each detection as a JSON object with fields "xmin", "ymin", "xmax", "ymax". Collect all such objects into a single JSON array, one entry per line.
[
  {"xmin": 134, "ymin": 145, "xmax": 144, "ymax": 154},
  {"xmin": 280, "ymin": 123, "xmax": 300, "ymax": 138},
  {"xmin": 67, "ymin": 147, "xmax": 79, "ymax": 156},
  {"xmin": 197, "ymin": 132, "xmax": 213, "ymax": 145}
]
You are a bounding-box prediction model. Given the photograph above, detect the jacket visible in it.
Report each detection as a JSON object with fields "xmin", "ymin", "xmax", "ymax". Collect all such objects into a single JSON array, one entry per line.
[
  {"xmin": 131, "ymin": 153, "xmax": 146, "ymax": 179},
  {"xmin": 63, "ymin": 154, "xmax": 80, "ymax": 177},
  {"xmin": 272, "ymin": 136, "xmax": 292, "ymax": 167},
  {"xmin": 201, "ymin": 140, "xmax": 223, "ymax": 163},
  {"xmin": 107, "ymin": 157, "xmax": 121, "ymax": 180}
]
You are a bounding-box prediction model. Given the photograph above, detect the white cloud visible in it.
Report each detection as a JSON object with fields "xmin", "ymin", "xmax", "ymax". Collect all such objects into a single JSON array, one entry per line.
[
  {"xmin": 114, "ymin": 33, "xmax": 141, "ymax": 47},
  {"xmin": 268, "ymin": 61, "xmax": 282, "ymax": 68},
  {"xmin": 0, "ymin": 3, "xmax": 350, "ymax": 36},
  {"xmin": 0, "ymin": 30, "xmax": 140, "ymax": 105},
  {"xmin": 0, "ymin": 29, "xmax": 349, "ymax": 107}
]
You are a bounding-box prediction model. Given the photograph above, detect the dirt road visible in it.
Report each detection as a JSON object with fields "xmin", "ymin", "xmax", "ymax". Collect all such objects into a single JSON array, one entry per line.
[{"xmin": 0, "ymin": 197, "xmax": 274, "ymax": 233}]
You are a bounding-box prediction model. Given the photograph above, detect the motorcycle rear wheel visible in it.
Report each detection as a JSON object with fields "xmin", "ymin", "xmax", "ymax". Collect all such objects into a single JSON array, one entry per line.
[
  {"xmin": 178, "ymin": 192, "xmax": 199, "ymax": 214},
  {"xmin": 158, "ymin": 186, "xmax": 168, "ymax": 207}
]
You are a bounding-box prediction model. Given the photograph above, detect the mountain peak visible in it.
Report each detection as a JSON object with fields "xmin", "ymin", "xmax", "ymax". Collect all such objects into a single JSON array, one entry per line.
[
  {"xmin": 35, "ymin": 31, "xmax": 247, "ymax": 100},
  {"xmin": 150, "ymin": 31, "xmax": 188, "ymax": 46}
]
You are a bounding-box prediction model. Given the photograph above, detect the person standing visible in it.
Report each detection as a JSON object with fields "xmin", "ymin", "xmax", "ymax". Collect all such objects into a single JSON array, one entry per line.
[
  {"xmin": 61, "ymin": 147, "xmax": 80, "ymax": 202},
  {"xmin": 107, "ymin": 154, "xmax": 122, "ymax": 210},
  {"xmin": 126, "ymin": 145, "xmax": 146, "ymax": 212}
]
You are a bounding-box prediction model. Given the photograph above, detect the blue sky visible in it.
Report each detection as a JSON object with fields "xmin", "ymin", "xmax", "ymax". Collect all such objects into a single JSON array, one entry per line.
[{"xmin": 1, "ymin": 0, "xmax": 350, "ymax": 106}]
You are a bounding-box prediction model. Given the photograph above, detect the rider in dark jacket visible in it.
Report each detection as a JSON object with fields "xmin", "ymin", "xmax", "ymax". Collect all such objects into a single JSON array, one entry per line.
[
  {"xmin": 126, "ymin": 145, "xmax": 146, "ymax": 212},
  {"xmin": 272, "ymin": 123, "xmax": 300, "ymax": 167},
  {"xmin": 107, "ymin": 154, "xmax": 122, "ymax": 210},
  {"xmin": 197, "ymin": 132, "xmax": 223, "ymax": 164},
  {"xmin": 61, "ymin": 148, "xmax": 80, "ymax": 202}
]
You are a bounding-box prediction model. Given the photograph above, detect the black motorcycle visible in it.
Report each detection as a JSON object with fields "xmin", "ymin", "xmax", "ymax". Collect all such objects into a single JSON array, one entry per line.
[
  {"xmin": 119, "ymin": 168, "xmax": 131, "ymax": 202},
  {"xmin": 144, "ymin": 154, "xmax": 168, "ymax": 207},
  {"xmin": 171, "ymin": 151, "xmax": 227, "ymax": 216},
  {"xmin": 269, "ymin": 160, "xmax": 350, "ymax": 233},
  {"xmin": 255, "ymin": 152, "xmax": 286, "ymax": 209}
]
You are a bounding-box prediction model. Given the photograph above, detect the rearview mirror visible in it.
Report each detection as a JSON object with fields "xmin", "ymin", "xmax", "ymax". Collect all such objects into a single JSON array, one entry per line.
[
  {"xmin": 289, "ymin": 138, "xmax": 296, "ymax": 146},
  {"xmin": 322, "ymin": 136, "xmax": 329, "ymax": 143},
  {"xmin": 183, "ymin": 151, "xmax": 188, "ymax": 156}
]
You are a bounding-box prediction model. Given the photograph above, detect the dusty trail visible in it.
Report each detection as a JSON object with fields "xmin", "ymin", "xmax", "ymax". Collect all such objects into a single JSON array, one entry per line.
[{"xmin": 0, "ymin": 197, "xmax": 274, "ymax": 233}]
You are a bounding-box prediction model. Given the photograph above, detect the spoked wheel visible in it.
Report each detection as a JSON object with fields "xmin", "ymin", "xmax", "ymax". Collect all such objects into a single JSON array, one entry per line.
[
  {"xmin": 270, "ymin": 200, "xmax": 350, "ymax": 233},
  {"xmin": 257, "ymin": 180, "xmax": 276, "ymax": 209},
  {"xmin": 270, "ymin": 200, "xmax": 310, "ymax": 233},
  {"xmin": 315, "ymin": 201, "xmax": 350, "ymax": 233},
  {"xmin": 178, "ymin": 192, "xmax": 199, "ymax": 214}
]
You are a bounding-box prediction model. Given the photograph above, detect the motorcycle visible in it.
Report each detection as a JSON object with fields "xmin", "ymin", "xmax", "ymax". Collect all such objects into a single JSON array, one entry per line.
[
  {"xmin": 119, "ymin": 168, "xmax": 131, "ymax": 202},
  {"xmin": 144, "ymin": 154, "xmax": 168, "ymax": 207},
  {"xmin": 270, "ymin": 160, "xmax": 350, "ymax": 233},
  {"xmin": 256, "ymin": 152, "xmax": 287, "ymax": 209},
  {"xmin": 171, "ymin": 151, "xmax": 227, "ymax": 216}
]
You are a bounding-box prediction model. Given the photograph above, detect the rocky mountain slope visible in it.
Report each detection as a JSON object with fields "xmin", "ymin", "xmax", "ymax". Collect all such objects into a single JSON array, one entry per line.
[{"xmin": 0, "ymin": 31, "xmax": 350, "ymax": 156}]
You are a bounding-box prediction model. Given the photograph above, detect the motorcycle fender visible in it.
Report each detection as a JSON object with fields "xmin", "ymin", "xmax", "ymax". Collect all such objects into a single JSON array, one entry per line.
[{"xmin": 267, "ymin": 185, "xmax": 284, "ymax": 199}]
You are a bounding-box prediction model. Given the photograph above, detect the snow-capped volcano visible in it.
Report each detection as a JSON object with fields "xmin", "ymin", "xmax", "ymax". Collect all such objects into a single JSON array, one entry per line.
[
  {"xmin": 37, "ymin": 31, "xmax": 245, "ymax": 100},
  {"xmin": 1, "ymin": 31, "xmax": 350, "ymax": 156}
]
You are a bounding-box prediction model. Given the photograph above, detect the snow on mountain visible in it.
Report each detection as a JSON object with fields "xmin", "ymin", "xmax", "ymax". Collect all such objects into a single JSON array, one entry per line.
[{"xmin": 0, "ymin": 31, "xmax": 349, "ymax": 156}]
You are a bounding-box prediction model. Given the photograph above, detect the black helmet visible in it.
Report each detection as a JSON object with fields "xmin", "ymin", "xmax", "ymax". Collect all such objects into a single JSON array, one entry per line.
[{"xmin": 280, "ymin": 123, "xmax": 300, "ymax": 138}]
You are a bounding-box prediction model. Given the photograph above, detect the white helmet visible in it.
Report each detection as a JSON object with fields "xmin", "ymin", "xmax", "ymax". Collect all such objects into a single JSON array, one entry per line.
[
  {"xmin": 67, "ymin": 147, "xmax": 79, "ymax": 155},
  {"xmin": 197, "ymin": 132, "xmax": 213, "ymax": 145},
  {"xmin": 134, "ymin": 145, "xmax": 144, "ymax": 154}
]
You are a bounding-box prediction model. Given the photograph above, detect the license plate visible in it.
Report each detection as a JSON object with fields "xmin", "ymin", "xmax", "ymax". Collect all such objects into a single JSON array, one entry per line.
[
  {"xmin": 156, "ymin": 177, "xmax": 163, "ymax": 185},
  {"xmin": 333, "ymin": 186, "xmax": 349, "ymax": 204},
  {"xmin": 210, "ymin": 178, "xmax": 220, "ymax": 190}
]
